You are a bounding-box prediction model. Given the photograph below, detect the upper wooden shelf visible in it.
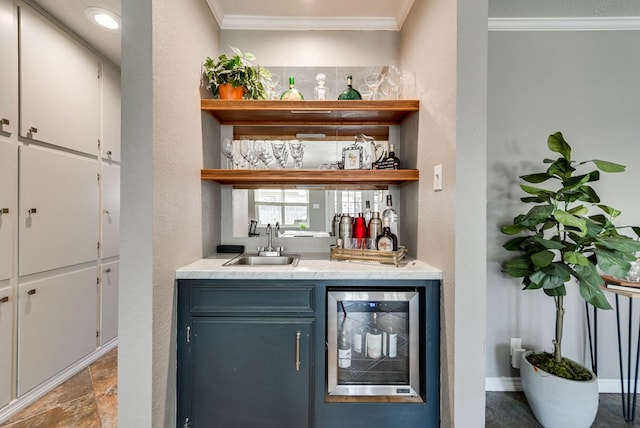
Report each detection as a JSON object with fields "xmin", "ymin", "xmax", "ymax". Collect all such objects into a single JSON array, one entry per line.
[
  {"xmin": 200, "ymin": 99, "xmax": 419, "ymax": 126},
  {"xmin": 201, "ymin": 168, "xmax": 419, "ymax": 188}
]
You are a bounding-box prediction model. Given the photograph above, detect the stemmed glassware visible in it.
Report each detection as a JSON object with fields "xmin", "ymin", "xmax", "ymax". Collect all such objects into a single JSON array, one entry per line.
[
  {"xmin": 254, "ymin": 140, "xmax": 275, "ymax": 168},
  {"xmin": 221, "ymin": 137, "xmax": 236, "ymax": 168},
  {"xmin": 271, "ymin": 141, "xmax": 289, "ymax": 168},
  {"xmin": 382, "ymin": 62, "xmax": 403, "ymax": 100},
  {"xmin": 364, "ymin": 72, "xmax": 384, "ymax": 100},
  {"xmin": 262, "ymin": 74, "xmax": 280, "ymax": 100},
  {"xmin": 288, "ymin": 140, "xmax": 305, "ymax": 169},
  {"xmin": 240, "ymin": 138, "xmax": 259, "ymax": 169}
]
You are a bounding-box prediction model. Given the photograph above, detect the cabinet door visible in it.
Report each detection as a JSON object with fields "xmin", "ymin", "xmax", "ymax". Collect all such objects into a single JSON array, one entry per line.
[
  {"xmin": 19, "ymin": 145, "xmax": 98, "ymax": 276},
  {"xmin": 101, "ymin": 63, "xmax": 121, "ymax": 162},
  {"xmin": 19, "ymin": 4, "xmax": 99, "ymax": 154},
  {"xmin": 17, "ymin": 267, "xmax": 97, "ymax": 395},
  {"xmin": 0, "ymin": 141, "xmax": 16, "ymax": 280},
  {"xmin": 0, "ymin": 285, "xmax": 13, "ymax": 407},
  {"xmin": 101, "ymin": 163, "xmax": 120, "ymax": 259},
  {"xmin": 186, "ymin": 317, "xmax": 313, "ymax": 428},
  {"xmin": 100, "ymin": 261, "xmax": 118, "ymax": 344},
  {"xmin": 0, "ymin": 0, "xmax": 17, "ymax": 136}
]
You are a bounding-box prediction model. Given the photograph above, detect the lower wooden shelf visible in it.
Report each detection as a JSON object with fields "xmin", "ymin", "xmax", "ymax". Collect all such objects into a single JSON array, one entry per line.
[{"xmin": 201, "ymin": 168, "xmax": 419, "ymax": 188}]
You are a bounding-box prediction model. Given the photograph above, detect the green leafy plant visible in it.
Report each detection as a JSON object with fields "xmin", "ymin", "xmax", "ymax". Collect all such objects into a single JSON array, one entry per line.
[
  {"xmin": 501, "ymin": 131, "xmax": 640, "ymax": 378},
  {"xmin": 203, "ymin": 46, "xmax": 271, "ymax": 100}
]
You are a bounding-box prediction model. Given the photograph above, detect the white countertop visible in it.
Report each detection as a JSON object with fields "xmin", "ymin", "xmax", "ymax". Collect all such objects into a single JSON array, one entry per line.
[{"xmin": 176, "ymin": 253, "xmax": 442, "ymax": 281}]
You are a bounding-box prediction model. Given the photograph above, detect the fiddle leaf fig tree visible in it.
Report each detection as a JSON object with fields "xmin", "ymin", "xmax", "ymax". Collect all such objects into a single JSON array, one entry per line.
[{"xmin": 501, "ymin": 132, "xmax": 640, "ymax": 377}]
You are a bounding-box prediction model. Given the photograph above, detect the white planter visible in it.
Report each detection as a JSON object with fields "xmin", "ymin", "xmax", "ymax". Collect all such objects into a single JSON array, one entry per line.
[{"xmin": 520, "ymin": 351, "xmax": 598, "ymax": 428}]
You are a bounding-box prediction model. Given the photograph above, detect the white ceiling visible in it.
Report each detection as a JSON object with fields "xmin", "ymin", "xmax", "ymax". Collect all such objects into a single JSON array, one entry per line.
[{"xmin": 27, "ymin": 0, "xmax": 415, "ymax": 68}]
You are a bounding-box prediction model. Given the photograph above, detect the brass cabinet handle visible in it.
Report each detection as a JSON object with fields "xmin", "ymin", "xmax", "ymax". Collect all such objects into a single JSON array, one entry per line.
[
  {"xmin": 1, "ymin": 118, "xmax": 9, "ymax": 126},
  {"xmin": 104, "ymin": 268, "xmax": 112, "ymax": 273},
  {"xmin": 28, "ymin": 208, "xmax": 37, "ymax": 214},
  {"xmin": 29, "ymin": 126, "xmax": 38, "ymax": 134},
  {"xmin": 103, "ymin": 209, "xmax": 112, "ymax": 214},
  {"xmin": 295, "ymin": 331, "xmax": 301, "ymax": 371},
  {"xmin": 0, "ymin": 296, "xmax": 8, "ymax": 304},
  {"xmin": 27, "ymin": 289, "xmax": 36, "ymax": 295},
  {"xmin": 106, "ymin": 150, "xmax": 113, "ymax": 156},
  {"xmin": 0, "ymin": 208, "xmax": 8, "ymax": 214}
]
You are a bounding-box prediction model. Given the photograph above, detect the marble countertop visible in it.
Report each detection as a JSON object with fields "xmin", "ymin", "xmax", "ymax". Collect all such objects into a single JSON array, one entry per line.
[{"xmin": 176, "ymin": 252, "xmax": 442, "ymax": 281}]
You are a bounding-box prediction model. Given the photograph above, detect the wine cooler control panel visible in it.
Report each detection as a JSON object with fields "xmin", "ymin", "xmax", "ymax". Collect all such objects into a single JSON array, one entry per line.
[{"xmin": 326, "ymin": 289, "xmax": 420, "ymax": 397}]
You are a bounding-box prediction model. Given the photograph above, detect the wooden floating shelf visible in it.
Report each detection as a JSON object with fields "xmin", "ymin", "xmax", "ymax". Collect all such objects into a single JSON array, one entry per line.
[
  {"xmin": 201, "ymin": 168, "xmax": 419, "ymax": 187},
  {"xmin": 201, "ymin": 99, "xmax": 419, "ymax": 126}
]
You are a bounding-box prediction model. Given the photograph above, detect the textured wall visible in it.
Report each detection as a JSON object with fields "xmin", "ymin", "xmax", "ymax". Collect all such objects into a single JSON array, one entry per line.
[
  {"xmin": 487, "ymin": 30, "xmax": 640, "ymax": 381},
  {"xmin": 119, "ymin": 0, "xmax": 220, "ymax": 426}
]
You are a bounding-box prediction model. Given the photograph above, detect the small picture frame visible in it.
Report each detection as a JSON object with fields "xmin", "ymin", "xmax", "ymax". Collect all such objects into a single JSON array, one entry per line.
[{"xmin": 342, "ymin": 146, "xmax": 363, "ymax": 170}]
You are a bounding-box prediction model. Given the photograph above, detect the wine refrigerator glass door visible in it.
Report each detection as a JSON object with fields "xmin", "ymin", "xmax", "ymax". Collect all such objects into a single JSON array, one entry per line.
[{"xmin": 327, "ymin": 289, "xmax": 420, "ymax": 397}]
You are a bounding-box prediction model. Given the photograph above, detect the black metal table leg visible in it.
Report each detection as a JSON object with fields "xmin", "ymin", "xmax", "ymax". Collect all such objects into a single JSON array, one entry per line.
[{"xmin": 614, "ymin": 294, "xmax": 640, "ymax": 422}]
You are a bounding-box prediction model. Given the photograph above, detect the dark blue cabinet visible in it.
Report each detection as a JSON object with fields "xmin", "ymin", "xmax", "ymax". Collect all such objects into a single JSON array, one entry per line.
[{"xmin": 177, "ymin": 279, "xmax": 440, "ymax": 428}]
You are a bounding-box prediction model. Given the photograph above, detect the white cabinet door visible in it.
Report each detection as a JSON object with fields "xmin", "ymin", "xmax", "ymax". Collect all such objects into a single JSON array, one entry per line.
[
  {"xmin": 100, "ymin": 261, "xmax": 118, "ymax": 344},
  {"xmin": 0, "ymin": 141, "xmax": 16, "ymax": 281},
  {"xmin": 101, "ymin": 163, "xmax": 120, "ymax": 259},
  {"xmin": 101, "ymin": 64, "xmax": 121, "ymax": 162},
  {"xmin": 19, "ymin": 146, "xmax": 98, "ymax": 276},
  {"xmin": 0, "ymin": 0, "xmax": 17, "ymax": 136},
  {"xmin": 17, "ymin": 267, "xmax": 97, "ymax": 395},
  {"xmin": 0, "ymin": 285, "xmax": 14, "ymax": 407},
  {"xmin": 19, "ymin": 5, "xmax": 99, "ymax": 155}
]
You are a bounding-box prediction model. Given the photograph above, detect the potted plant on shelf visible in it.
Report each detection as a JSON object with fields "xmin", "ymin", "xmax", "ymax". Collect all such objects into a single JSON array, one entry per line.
[
  {"xmin": 203, "ymin": 46, "xmax": 271, "ymax": 100},
  {"xmin": 501, "ymin": 131, "xmax": 640, "ymax": 428}
]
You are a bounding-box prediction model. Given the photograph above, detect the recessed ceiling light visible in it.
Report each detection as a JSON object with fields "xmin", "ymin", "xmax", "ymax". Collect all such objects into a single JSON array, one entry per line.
[{"xmin": 85, "ymin": 7, "xmax": 121, "ymax": 32}]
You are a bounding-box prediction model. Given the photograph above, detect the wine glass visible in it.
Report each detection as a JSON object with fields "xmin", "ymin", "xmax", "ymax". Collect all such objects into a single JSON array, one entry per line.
[
  {"xmin": 240, "ymin": 138, "xmax": 259, "ymax": 169},
  {"xmin": 385, "ymin": 62, "xmax": 403, "ymax": 99},
  {"xmin": 271, "ymin": 141, "xmax": 289, "ymax": 168},
  {"xmin": 358, "ymin": 84, "xmax": 373, "ymax": 100},
  {"xmin": 221, "ymin": 137, "xmax": 235, "ymax": 168},
  {"xmin": 288, "ymin": 140, "xmax": 305, "ymax": 169},
  {"xmin": 262, "ymin": 73, "xmax": 280, "ymax": 100},
  {"xmin": 254, "ymin": 140, "xmax": 275, "ymax": 168},
  {"xmin": 364, "ymin": 72, "xmax": 384, "ymax": 100}
]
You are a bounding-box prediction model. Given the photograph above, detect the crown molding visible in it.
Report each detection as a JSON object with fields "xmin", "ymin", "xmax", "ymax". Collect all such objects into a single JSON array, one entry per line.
[
  {"xmin": 220, "ymin": 15, "xmax": 400, "ymax": 31},
  {"xmin": 489, "ymin": 17, "xmax": 640, "ymax": 31},
  {"xmin": 206, "ymin": 0, "xmax": 224, "ymax": 28}
]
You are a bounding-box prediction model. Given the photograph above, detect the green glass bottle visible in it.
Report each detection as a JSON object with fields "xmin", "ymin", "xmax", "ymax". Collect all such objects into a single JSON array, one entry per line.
[
  {"xmin": 280, "ymin": 76, "xmax": 304, "ymax": 100},
  {"xmin": 337, "ymin": 75, "xmax": 362, "ymax": 100}
]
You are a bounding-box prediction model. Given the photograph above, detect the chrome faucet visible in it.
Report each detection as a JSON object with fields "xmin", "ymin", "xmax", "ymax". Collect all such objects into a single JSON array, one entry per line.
[{"xmin": 259, "ymin": 222, "xmax": 283, "ymax": 256}]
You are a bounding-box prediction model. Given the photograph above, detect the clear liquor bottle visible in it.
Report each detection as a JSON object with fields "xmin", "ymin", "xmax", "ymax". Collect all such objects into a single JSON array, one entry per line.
[
  {"xmin": 382, "ymin": 194, "xmax": 398, "ymax": 237},
  {"xmin": 337, "ymin": 75, "xmax": 362, "ymax": 100},
  {"xmin": 280, "ymin": 76, "xmax": 304, "ymax": 100}
]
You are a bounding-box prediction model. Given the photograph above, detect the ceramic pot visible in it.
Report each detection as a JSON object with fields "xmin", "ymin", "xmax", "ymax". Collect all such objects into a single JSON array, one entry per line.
[
  {"xmin": 520, "ymin": 351, "xmax": 598, "ymax": 428},
  {"xmin": 218, "ymin": 83, "xmax": 244, "ymax": 99}
]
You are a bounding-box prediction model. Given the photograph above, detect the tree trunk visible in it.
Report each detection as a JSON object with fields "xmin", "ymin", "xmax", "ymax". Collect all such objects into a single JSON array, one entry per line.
[{"xmin": 554, "ymin": 296, "xmax": 564, "ymax": 363}]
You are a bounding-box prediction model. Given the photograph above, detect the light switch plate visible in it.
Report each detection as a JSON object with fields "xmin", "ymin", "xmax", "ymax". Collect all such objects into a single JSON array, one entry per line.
[{"xmin": 434, "ymin": 164, "xmax": 443, "ymax": 191}]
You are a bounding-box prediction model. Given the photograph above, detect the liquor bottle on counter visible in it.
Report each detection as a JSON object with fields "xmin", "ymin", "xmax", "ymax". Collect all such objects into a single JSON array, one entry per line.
[
  {"xmin": 376, "ymin": 218, "xmax": 398, "ymax": 251},
  {"xmin": 364, "ymin": 200, "xmax": 372, "ymax": 224},
  {"xmin": 338, "ymin": 328, "xmax": 352, "ymax": 368},
  {"xmin": 337, "ymin": 75, "xmax": 362, "ymax": 100},
  {"xmin": 382, "ymin": 194, "xmax": 398, "ymax": 236},
  {"xmin": 280, "ymin": 76, "xmax": 304, "ymax": 100},
  {"xmin": 366, "ymin": 312, "xmax": 382, "ymax": 359}
]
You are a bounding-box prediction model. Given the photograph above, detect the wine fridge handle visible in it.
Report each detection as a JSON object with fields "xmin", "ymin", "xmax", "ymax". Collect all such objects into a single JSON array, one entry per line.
[{"xmin": 295, "ymin": 331, "xmax": 301, "ymax": 372}]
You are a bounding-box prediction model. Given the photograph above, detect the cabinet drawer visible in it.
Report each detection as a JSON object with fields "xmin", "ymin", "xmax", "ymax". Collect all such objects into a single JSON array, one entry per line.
[{"xmin": 188, "ymin": 282, "xmax": 314, "ymax": 314}]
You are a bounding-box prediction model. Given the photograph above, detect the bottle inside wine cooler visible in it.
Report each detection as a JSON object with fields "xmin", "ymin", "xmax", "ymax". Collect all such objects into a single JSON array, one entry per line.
[
  {"xmin": 338, "ymin": 328, "xmax": 352, "ymax": 368},
  {"xmin": 366, "ymin": 313, "xmax": 382, "ymax": 359}
]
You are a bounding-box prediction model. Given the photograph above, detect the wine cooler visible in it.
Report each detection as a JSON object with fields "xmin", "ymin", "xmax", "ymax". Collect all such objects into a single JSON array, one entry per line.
[{"xmin": 327, "ymin": 289, "xmax": 420, "ymax": 397}]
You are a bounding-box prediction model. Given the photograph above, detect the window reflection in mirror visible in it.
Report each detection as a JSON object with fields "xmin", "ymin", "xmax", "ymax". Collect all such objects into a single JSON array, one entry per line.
[{"xmin": 232, "ymin": 188, "xmax": 391, "ymax": 238}]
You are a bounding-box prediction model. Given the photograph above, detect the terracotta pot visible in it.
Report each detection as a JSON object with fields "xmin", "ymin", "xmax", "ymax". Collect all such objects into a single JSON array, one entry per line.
[
  {"xmin": 218, "ymin": 83, "xmax": 244, "ymax": 100},
  {"xmin": 520, "ymin": 351, "xmax": 598, "ymax": 428}
]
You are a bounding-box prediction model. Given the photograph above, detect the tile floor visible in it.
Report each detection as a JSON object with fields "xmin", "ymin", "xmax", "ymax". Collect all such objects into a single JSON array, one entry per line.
[
  {"xmin": 1, "ymin": 350, "xmax": 636, "ymax": 427},
  {"xmin": 1, "ymin": 347, "xmax": 117, "ymax": 428},
  {"xmin": 486, "ymin": 391, "xmax": 636, "ymax": 427}
]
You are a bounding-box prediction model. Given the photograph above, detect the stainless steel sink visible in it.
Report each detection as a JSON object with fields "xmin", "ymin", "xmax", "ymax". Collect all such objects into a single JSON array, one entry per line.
[{"xmin": 222, "ymin": 254, "xmax": 300, "ymax": 267}]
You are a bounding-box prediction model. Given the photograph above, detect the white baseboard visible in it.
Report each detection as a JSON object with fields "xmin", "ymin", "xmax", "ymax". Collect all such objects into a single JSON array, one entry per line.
[
  {"xmin": 0, "ymin": 338, "xmax": 118, "ymax": 424},
  {"xmin": 486, "ymin": 376, "xmax": 633, "ymax": 393}
]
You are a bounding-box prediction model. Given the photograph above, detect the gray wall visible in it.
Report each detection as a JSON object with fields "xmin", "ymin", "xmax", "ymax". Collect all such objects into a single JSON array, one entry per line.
[
  {"xmin": 489, "ymin": 0, "xmax": 640, "ymax": 17},
  {"xmin": 487, "ymin": 30, "xmax": 640, "ymax": 382}
]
